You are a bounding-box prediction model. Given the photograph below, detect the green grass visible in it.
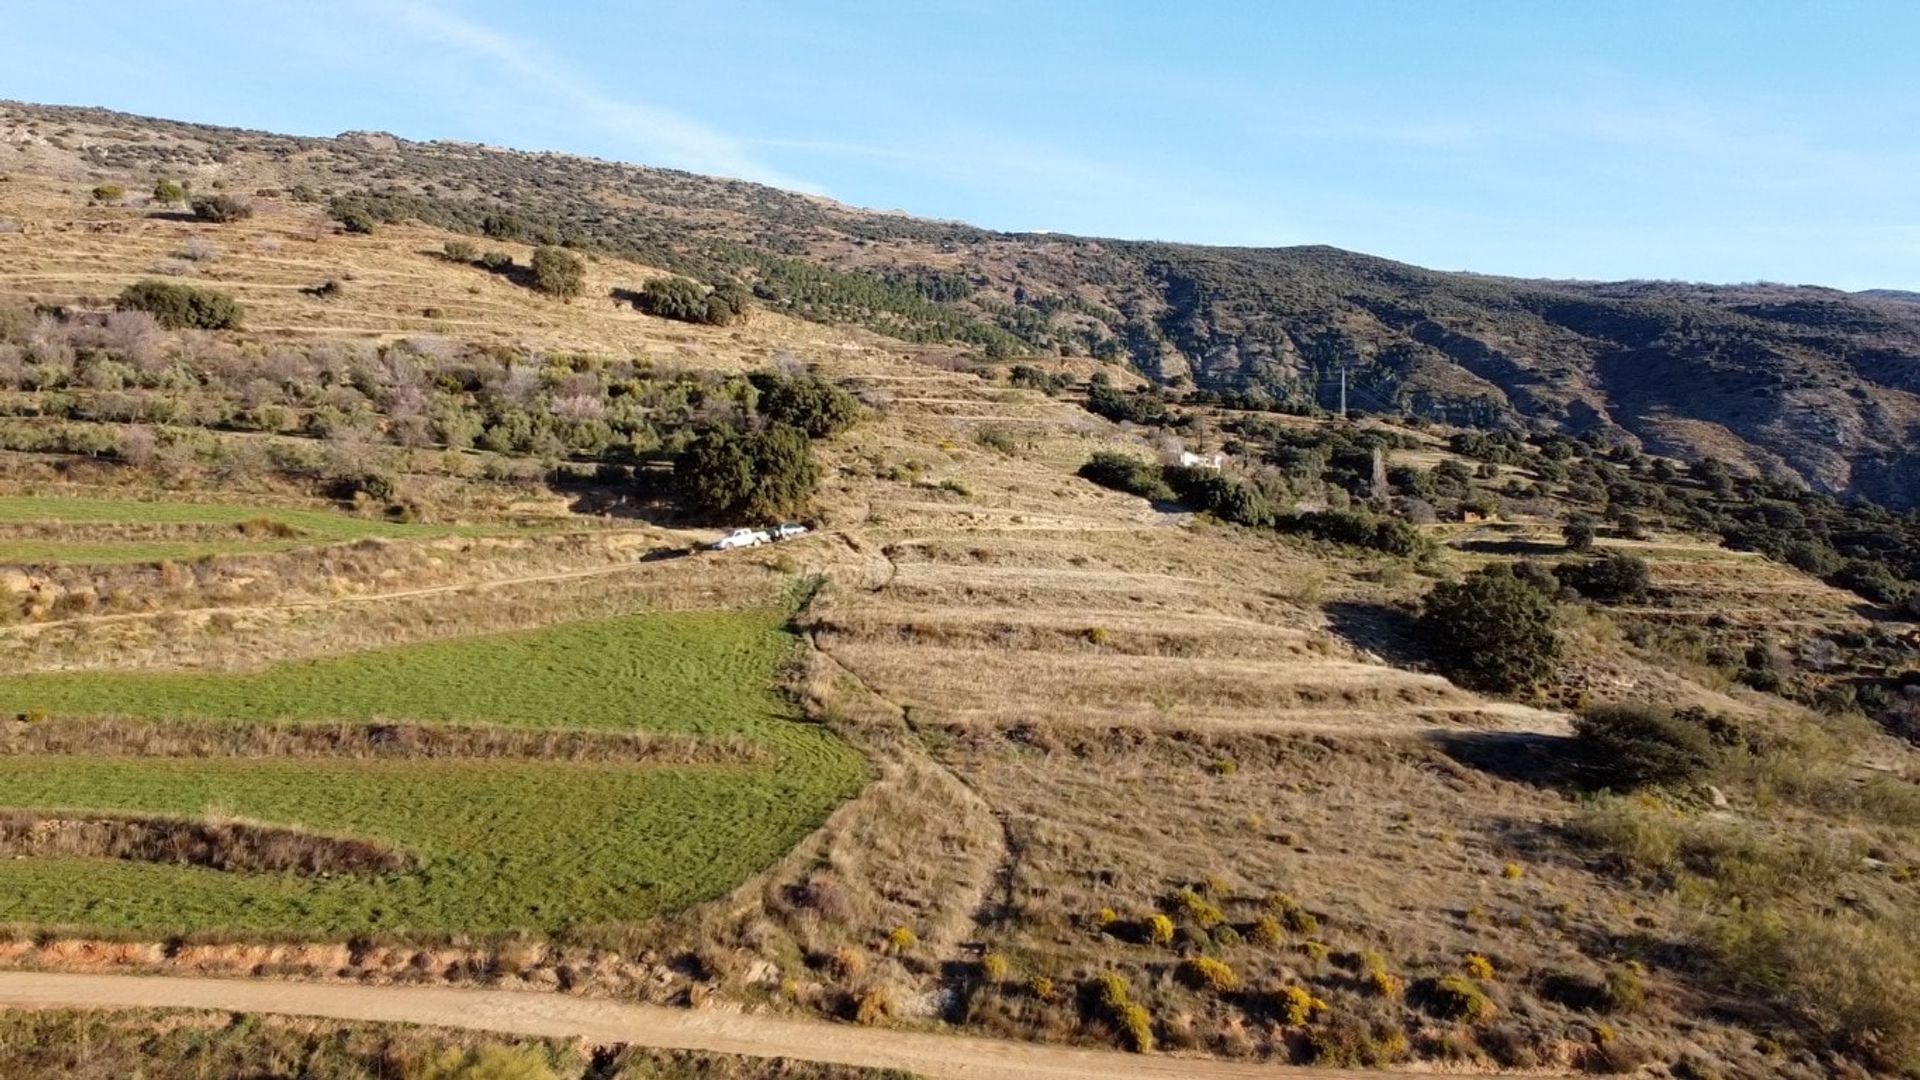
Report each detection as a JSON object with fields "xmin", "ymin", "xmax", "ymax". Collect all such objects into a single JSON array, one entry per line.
[
  {"xmin": 0, "ymin": 495, "xmax": 498, "ymax": 564},
  {"xmin": 0, "ymin": 611, "xmax": 867, "ymax": 937}
]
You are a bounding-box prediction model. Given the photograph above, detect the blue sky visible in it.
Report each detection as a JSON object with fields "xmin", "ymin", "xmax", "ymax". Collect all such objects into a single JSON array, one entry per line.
[{"xmin": 5, "ymin": 0, "xmax": 1917, "ymax": 288}]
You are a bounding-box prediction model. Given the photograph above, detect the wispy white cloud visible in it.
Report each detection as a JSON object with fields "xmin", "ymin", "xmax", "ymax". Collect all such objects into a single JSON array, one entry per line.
[{"xmin": 351, "ymin": 0, "xmax": 815, "ymax": 190}]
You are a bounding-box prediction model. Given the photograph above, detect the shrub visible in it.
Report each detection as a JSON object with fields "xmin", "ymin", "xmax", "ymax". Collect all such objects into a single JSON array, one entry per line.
[
  {"xmin": 1117, "ymin": 1002, "xmax": 1155, "ymax": 1053},
  {"xmin": 1573, "ymin": 703, "xmax": 1716, "ymax": 789},
  {"xmin": 1414, "ymin": 974, "xmax": 1497, "ymax": 1024},
  {"xmin": 332, "ymin": 202, "xmax": 378, "ymax": 234},
  {"xmin": 1145, "ymin": 913, "xmax": 1175, "ymax": 946},
  {"xmin": 115, "ymin": 280, "xmax": 242, "ymax": 330},
  {"xmin": 1179, "ymin": 956, "xmax": 1242, "ymax": 993},
  {"xmin": 1361, "ymin": 952, "xmax": 1404, "ymax": 999},
  {"xmin": 1465, "ymin": 953, "xmax": 1496, "ymax": 980},
  {"xmin": 1601, "ymin": 962, "xmax": 1646, "ymax": 1014},
  {"xmin": 1280, "ymin": 985, "xmax": 1328, "ymax": 1025},
  {"xmin": 1417, "ymin": 565, "xmax": 1561, "ymax": 693},
  {"xmin": 886, "ymin": 925, "xmax": 917, "ymax": 952},
  {"xmin": 477, "ymin": 250, "xmax": 514, "ymax": 271},
  {"xmin": 1832, "ymin": 559, "xmax": 1911, "ymax": 606},
  {"xmin": 1171, "ymin": 888, "xmax": 1224, "ymax": 928},
  {"xmin": 674, "ymin": 424, "xmax": 817, "ymax": 520},
  {"xmin": 852, "ymin": 987, "xmax": 893, "ymax": 1025},
  {"xmin": 750, "ymin": 371, "xmax": 861, "ymax": 437},
  {"xmin": 442, "ymin": 238, "xmax": 479, "ymax": 262},
  {"xmin": 1251, "ymin": 914, "xmax": 1285, "ymax": 947},
  {"xmin": 529, "ymin": 245, "xmax": 586, "ymax": 300},
  {"xmin": 1555, "ymin": 552, "xmax": 1652, "ymax": 603},
  {"xmin": 152, "ymin": 179, "xmax": 186, "ymax": 205},
  {"xmin": 1025, "ymin": 974, "xmax": 1056, "ymax": 1001},
  {"xmin": 980, "ymin": 951, "xmax": 1009, "ymax": 984},
  {"xmin": 90, "ymin": 183, "xmax": 125, "ymax": 204},
  {"xmin": 1265, "ymin": 893, "xmax": 1320, "ymax": 935},
  {"xmin": 190, "ymin": 193, "xmax": 253, "ymax": 223},
  {"xmin": 1078, "ymin": 451, "xmax": 1173, "ymax": 501}
]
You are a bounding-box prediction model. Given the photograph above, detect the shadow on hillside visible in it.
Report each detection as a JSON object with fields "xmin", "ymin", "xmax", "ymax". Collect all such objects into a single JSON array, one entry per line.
[
  {"xmin": 1324, "ymin": 600, "xmax": 1425, "ymax": 668},
  {"xmin": 609, "ymin": 286, "xmax": 648, "ymax": 311},
  {"xmin": 144, "ymin": 210, "xmax": 201, "ymax": 223},
  {"xmin": 1451, "ymin": 538, "xmax": 1568, "ymax": 557},
  {"xmin": 1427, "ymin": 730, "xmax": 1580, "ymax": 790}
]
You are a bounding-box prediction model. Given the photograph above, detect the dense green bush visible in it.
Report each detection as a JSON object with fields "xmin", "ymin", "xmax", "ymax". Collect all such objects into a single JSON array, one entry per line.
[
  {"xmin": 748, "ymin": 371, "xmax": 860, "ymax": 438},
  {"xmin": 115, "ymin": 280, "xmax": 242, "ymax": 330},
  {"xmin": 190, "ymin": 193, "xmax": 253, "ymax": 223},
  {"xmin": 1573, "ymin": 703, "xmax": 1717, "ymax": 789},
  {"xmin": 1009, "ymin": 364, "xmax": 1074, "ymax": 394},
  {"xmin": 442, "ymin": 238, "xmax": 479, "ymax": 262},
  {"xmin": 1079, "ymin": 451, "xmax": 1173, "ymax": 501},
  {"xmin": 1164, "ymin": 465, "xmax": 1274, "ymax": 526},
  {"xmin": 1282, "ymin": 509, "xmax": 1432, "ymax": 558},
  {"xmin": 1563, "ymin": 517, "xmax": 1597, "ymax": 551},
  {"xmin": 1417, "ymin": 566, "xmax": 1561, "ymax": 693},
  {"xmin": 90, "ymin": 183, "xmax": 124, "ymax": 204},
  {"xmin": 152, "ymin": 179, "xmax": 186, "ymax": 205},
  {"xmin": 529, "ymin": 245, "xmax": 586, "ymax": 300},
  {"xmin": 636, "ymin": 277, "xmax": 745, "ymax": 325},
  {"xmin": 1086, "ymin": 381, "xmax": 1171, "ymax": 426},
  {"xmin": 1555, "ymin": 552, "xmax": 1652, "ymax": 603},
  {"xmin": 674, "ymin": 424, "xmax": 817, "ymax": 520}
]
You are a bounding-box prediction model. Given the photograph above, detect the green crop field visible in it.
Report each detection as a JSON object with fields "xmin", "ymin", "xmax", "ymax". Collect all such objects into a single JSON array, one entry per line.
[
  {"xmin": 0, "ymin": 494, "xmax": 503, "ymax": 564},
  {"xmin": 0, "ymin": 611, "xmax": 867, "ymax": 937}
]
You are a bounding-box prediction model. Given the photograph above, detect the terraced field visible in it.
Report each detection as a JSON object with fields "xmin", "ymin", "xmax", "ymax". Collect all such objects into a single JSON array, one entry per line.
[
  {"xmin": 0, "ymin": 611, "xmax": 866, "ymax": 937},
  {"xmin": 0, "ymin": 494, "xmax": 504, "ymax": 564}
]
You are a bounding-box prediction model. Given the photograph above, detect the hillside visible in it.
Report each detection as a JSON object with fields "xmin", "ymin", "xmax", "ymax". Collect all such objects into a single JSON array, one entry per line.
[
  {"xmin": 6, "ymin": 100, "xmax": 1919, "ymax": 508},
  {"xmin": 0, "ymin": 99, "xmax": 1915, "ymax": 1080}
]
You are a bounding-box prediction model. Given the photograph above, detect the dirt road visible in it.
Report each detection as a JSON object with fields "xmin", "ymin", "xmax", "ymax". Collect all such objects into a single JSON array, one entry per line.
[{"xmin": 0, "ymin": 971, "xmax": 1410, "ymax": 1079}]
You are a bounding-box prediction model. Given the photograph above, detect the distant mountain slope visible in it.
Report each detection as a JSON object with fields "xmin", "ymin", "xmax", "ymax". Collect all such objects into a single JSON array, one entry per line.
[{"xmin": 5, "ymin": 100, "xmax": 1919, "ymax": 507}]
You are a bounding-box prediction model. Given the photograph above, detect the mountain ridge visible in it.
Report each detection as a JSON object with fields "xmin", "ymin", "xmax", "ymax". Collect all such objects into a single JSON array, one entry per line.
[{"xmin": 5, "ymin": 98, "xmax": 1918, "ymax": 508}]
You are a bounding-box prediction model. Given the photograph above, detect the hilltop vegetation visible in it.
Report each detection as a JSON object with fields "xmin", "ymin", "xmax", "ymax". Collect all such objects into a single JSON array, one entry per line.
[{"xmin": 8, "ymin": 100, "xmax": 1918, "ymax": 508}]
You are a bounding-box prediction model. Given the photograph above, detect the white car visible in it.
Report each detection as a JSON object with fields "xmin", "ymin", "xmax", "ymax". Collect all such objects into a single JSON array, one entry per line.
[
  {"xmin": 772, "ymin": 522, "xmax": 809, "ymax": 541},
  {"xmin": 712, "ymin": 527, "xmax": 770, "ymax": 551}
]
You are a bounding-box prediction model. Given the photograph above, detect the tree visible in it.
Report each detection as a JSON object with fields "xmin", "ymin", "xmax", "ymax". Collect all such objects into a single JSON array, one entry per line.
[
  {"xmin": 1563, "ymin": 516, "xmax": 1598, "ymax": 552},
  {"xmin": 675, "ymin": 424, "xmax": 817, "ymax": 520},
  {"xmin": 749, "ymin": 370, "xmax": 859, "ymax": 437},
  {"xmin": 152, "ymin": 179, "xmax": 186, "ymax": 205},
  {"xmin": 530, "ymin": 245, "xmax": 586, "ymax": 300},
  {"xmin": 638, "ymin": 277, "xmax": 714, "ymax": 323},
  {"xmin": 190, "ymin": 193, "xmax": 254, "ymax": 223},
  {"xmin": 115, "ymin": 280, "xmax": 243, "ymax": 330},
  {"xmin": 1417, "ymin": 565, "xmax": 1561, "ymax": 694}
]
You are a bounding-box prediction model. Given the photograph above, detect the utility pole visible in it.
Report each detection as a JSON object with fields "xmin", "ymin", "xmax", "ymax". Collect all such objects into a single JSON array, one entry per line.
[{"xmin": 1339, "ymin": 366, "xmax": 1348, "ymax": 420}]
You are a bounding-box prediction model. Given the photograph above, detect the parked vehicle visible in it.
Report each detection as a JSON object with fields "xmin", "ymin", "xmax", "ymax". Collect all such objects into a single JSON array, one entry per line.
[
  {"xmin": 712, "ymin": 527, "xmax": 770, "ymax": 551},
  {"xmin": 772, "ymin": 522, "xmax": 809, "ymax": 541}
]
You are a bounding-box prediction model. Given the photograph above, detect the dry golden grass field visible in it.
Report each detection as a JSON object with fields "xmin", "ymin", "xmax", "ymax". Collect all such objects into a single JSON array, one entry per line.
[{"xmin": 0, "ymin": 128, "xmax": 1916, "ymax": 1080}]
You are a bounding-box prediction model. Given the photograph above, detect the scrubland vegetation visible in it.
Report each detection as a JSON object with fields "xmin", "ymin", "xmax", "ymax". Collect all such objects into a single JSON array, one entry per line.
[{"xmin": 0, "ymin": 108, "xmax": 1914, "ymax": 1079}]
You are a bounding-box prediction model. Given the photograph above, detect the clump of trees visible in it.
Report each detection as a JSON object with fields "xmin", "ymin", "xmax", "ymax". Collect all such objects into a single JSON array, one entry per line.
[
  {"xmin": 190, "ymin": 194, "xmax": 253, "ymax": 223},
  {"xmin": 634, "ymin": 277, "xmax": 749, "ymax": 325},
  {"xmin": 1079, "ymin": 451, "xmax": 1173, "ymax": 501},
  {"xmin": 115, "ymin": 281, "xmax": 242, "ymax": 331},
  {"xmin": 529, "ymin": 246, "xmax": 586, "ymax": 300},
  {"xmin": 1417, "ymin": 565, "xmax": 1561, "ymax": 693}
]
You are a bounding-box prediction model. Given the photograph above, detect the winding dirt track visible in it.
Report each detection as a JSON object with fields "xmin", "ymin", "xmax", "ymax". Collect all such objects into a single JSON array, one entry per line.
[{"xmin": 0, "ymin": 971, "xmax": 1415, "ymax": 1079}]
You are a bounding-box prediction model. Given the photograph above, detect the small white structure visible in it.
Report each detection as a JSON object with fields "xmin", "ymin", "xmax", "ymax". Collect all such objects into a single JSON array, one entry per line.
[{"xmin": 1179, "ymin": 450, "xmax": 1226, "ymax": 469}]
